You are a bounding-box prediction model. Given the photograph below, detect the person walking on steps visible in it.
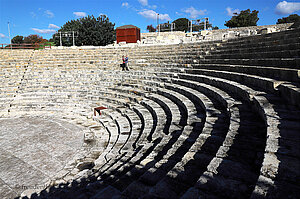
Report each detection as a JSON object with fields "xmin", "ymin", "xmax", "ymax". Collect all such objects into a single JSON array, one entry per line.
[
  {"xmin": 121, "ymin": 55, "xmax": 126, "ymax": 71},
  {"xmin": 120, "ymin": 55, "xmax": 129, "ymax": 71},
  {"xmin": 124, "ymin": 55, "xmax": 129, "ymax": 71}
]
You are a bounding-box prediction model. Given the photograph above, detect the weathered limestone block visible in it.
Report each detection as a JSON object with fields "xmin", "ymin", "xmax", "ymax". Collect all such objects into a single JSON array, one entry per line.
[
  {"xmin": 84, "ymin": 131, "xmax": 95, "ymax": 142},
  {"xmin": 76, "ymin": 159, "xmax": 95, "ymax": 171}
]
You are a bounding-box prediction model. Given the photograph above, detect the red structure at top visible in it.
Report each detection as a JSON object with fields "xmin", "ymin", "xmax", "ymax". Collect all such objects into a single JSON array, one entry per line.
[{"xmin": 116, "ymin": 25, "xmax": 141, "ymax": 44}]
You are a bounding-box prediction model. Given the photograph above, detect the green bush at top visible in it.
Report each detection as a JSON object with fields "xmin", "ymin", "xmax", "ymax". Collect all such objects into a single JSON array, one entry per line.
[
  {"xmin": 225, "ymin": 9, "xmax": 259, "ymax": 28},
  {"xmin": 52, "ymin": 15, "xmax": 116, "ymax": 46}
]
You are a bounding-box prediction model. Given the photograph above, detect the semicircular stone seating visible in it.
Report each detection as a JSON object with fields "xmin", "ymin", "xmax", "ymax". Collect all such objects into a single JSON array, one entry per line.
[{"xmin": 0, "ymin": 28, "xmax": 299, "ymax": 199}]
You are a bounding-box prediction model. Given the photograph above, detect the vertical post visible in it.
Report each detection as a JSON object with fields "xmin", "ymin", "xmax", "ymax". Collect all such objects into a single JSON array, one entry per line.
[
  {"xmin": 204, "ymin": 18, "xmax": 207, "ymax": 31},
  {"xmin": 157, "ymin": 14, "xmax": 158, "ymax": 34},
  {"xmin": 157, "ymin": 13, "xmax": 160, "ymax": 36},
  {"xmin": 8, "ymin": 22, "xmax": 12, "ymax": 50},
  {"xmin": 72, "ymin": 31, "xmax": 75, "ymax": 46},
  {"xmin": 190, "ymin": 20, "xmax": 193, "ymax": 33},
  {"xmin": 59, "ymin": 32, "xmax": 62, "ymax": 46},
  {"xmin": 207, "ymin": 17, "xmax": 209, "ymax": 30}
]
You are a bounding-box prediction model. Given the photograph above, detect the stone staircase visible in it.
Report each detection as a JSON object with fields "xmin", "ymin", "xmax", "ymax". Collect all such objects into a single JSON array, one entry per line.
[{"xmin": 0, "ymin": 27, "xmax": 299, "ymax": 199}]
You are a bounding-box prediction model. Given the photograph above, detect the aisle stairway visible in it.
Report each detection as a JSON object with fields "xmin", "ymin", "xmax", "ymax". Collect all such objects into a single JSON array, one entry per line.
[{"xmin": 0, "ymin": 27, "xmax": 299, "ymax": 199}]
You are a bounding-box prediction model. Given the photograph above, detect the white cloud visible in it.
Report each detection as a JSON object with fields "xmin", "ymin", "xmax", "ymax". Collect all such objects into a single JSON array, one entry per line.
[
  {"xmin": 0, "ymin": 33, "xmax": 6, "ymax": 38},
  {"xmin": 148, "ymin": 5, "xmax": 157, "ymax": 9},
  {"xmin": 31, "ymin": 28, "xmax": 56, "ymax": 34},
  {"xmin": 138, "ymin": 0, "xmax": 148, "ymax": 6},
  {"xmin": 44, "ymin": 10, "xmax": 54, "ymax": 18},
  {"xmin": 73, "ymin": 12, "xmax": 87, "ymax": 17},
  {"xmin": 159, "ymin": 13, "xmax": 171, "ymax": 21},
  {"xmin": 183, "ymin": 7, "xmax": 207, "ymax": 19},
  {"xmin": 138, "ymin": 0, "xmax": 157, "ymax": 9},
  {"xmin": 138, "ymin": 9, "xmax": 157, "ymax": 20},
  {"xmin": 176, "ymin": 11, "xmax": 184, "ymax": 16},
  {"xmin": 48, "ymin": 24, "xmax": 60, "ymax": 29},
  {"xmin": 122, "ymin": 2, "xmax": 129, "ymax": 8},
  {"xmin": 226, "ymin": 7, "xmax": 240, "ymax": 16},
  {"xmin": 276, "ymin": 1, "xmax": 300, "ymax": 15},
  {"xmin": 138, "ymin": 9, "xmax": 171, "ymax": 21},
  {"xmin": 30, "ymin": 12, "xmax": 37, "ymax": 18}
]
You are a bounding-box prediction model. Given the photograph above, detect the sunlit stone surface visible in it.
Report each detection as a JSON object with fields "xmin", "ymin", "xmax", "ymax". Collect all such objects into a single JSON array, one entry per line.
[{"xmin": 0, "ymin": 116, "xmax": 84, "ymax": 198}]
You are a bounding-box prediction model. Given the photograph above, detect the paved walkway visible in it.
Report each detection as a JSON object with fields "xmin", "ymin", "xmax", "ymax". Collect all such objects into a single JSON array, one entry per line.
[{"xmin": 0, "ymin": 116, "xmax": 84, "ymax": 198}]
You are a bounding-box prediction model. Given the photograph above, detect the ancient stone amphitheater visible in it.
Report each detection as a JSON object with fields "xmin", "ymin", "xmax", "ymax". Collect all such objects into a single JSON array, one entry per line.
[{"xmin": 1, "ymin": 28, "xmax": 299, "ymax": 199}]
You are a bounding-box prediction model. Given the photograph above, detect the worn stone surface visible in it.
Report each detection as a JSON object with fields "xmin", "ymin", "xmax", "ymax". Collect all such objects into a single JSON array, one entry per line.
[{"xmin": 0, "ymin": 116, "xmax": 84, "ymax": 198}]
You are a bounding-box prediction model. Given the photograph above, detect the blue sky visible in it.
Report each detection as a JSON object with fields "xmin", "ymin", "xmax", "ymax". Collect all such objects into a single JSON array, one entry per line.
[{"xmin": 1, "ymin": 0, "xmax": 300, "ymax": 43}]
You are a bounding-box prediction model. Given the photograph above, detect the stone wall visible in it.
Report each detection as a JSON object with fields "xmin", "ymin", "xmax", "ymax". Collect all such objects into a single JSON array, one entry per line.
[
  {"xmin": 140, "ymin": 23, "xmax": 294, "ymax": 44},
  {"xmin": 209, "ymin": 23, "xmax": 293, "ymax": 34},
  {"xmin": 141, "ymin": 31, "xmax": 186, "ymax": 39}
]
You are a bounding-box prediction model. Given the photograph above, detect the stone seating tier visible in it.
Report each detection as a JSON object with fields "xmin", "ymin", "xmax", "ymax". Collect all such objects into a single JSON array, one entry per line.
[{"xmin": 0, "ymin": 28, "xmax": 299, "ymax": 199}]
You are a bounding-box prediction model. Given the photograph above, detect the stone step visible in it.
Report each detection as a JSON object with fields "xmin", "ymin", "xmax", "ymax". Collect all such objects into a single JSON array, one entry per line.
[
  {"xmin": 191, "ymin": 63, "xmax": 300, "ymax": 83},
  {"xmin": 222, "ymin": 28, "xmax": 300, "ymax": 47},
  {"xmin": 102, "ymin": 81, "xmax": 231, "ymax": 197},
  {"xmin": 198, "ymin": 57, "xmax": 300, "ymax": 69},
  {"xmin": 184, "ymin": 68, "xmax": 300, "ymax": 108},
  {"xmin": 93, "ymin": 84, "xmax": 206, "ymax": 192},
  {"xmin": 88, "ymin": 89, "xmax": 171, "ymax": 180},
  {"xmin": 213, "ymin": 42, "xmax": 300, "ymax": 55},
  {"xmin": 94, "ymin": 113, "xmax": 119, "ymax": 163},
  {"xmin": 127, "ymin": 78, "xmax": 268, "ymax": 197},
  {"xmin": 205, "ymin": 49, "xmax": 300, "ymax": 59},
  {"xmin": 171, "ymin": 73, "xmax": 300, "ymax": 197}
]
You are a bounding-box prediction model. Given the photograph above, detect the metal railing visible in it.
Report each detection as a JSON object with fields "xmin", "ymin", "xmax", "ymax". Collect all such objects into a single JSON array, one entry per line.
[{"xmin": 0, "ymin": 43, "xmax": 52, "ymax": 50}]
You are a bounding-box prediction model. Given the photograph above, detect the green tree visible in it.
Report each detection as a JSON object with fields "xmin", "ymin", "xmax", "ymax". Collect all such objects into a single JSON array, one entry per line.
[
  {"xmin": 212, "ymin": 26, "xmax": 219, "ymax": 30},
  {"xmin": 192, "ymin": 20, "xmax": 212, "ymax": 31},
  {"xmin": 277, "ymin": 14, "xmax": 300, "ymax": 24},
  {"xmin": 173, "ymin": 18, "xmax": 189, "ymax": 32},
  {"xmin": 24, "ymin": 35, "xmax": 47, "ymax": 43},
  {"xmin": 11, "ymin": 35, "xmax": 24, "ymax": 44},
  {"xmin": 147, "ymin": 25, "xmax": 156, "ymax": 32},
  {"xmin": 52, "ymin": 15, "xmax": 115, "ymax": 46},
  {"xmin": 225, "ymin": 9, "xmax": 259, "ymax": 28}
]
